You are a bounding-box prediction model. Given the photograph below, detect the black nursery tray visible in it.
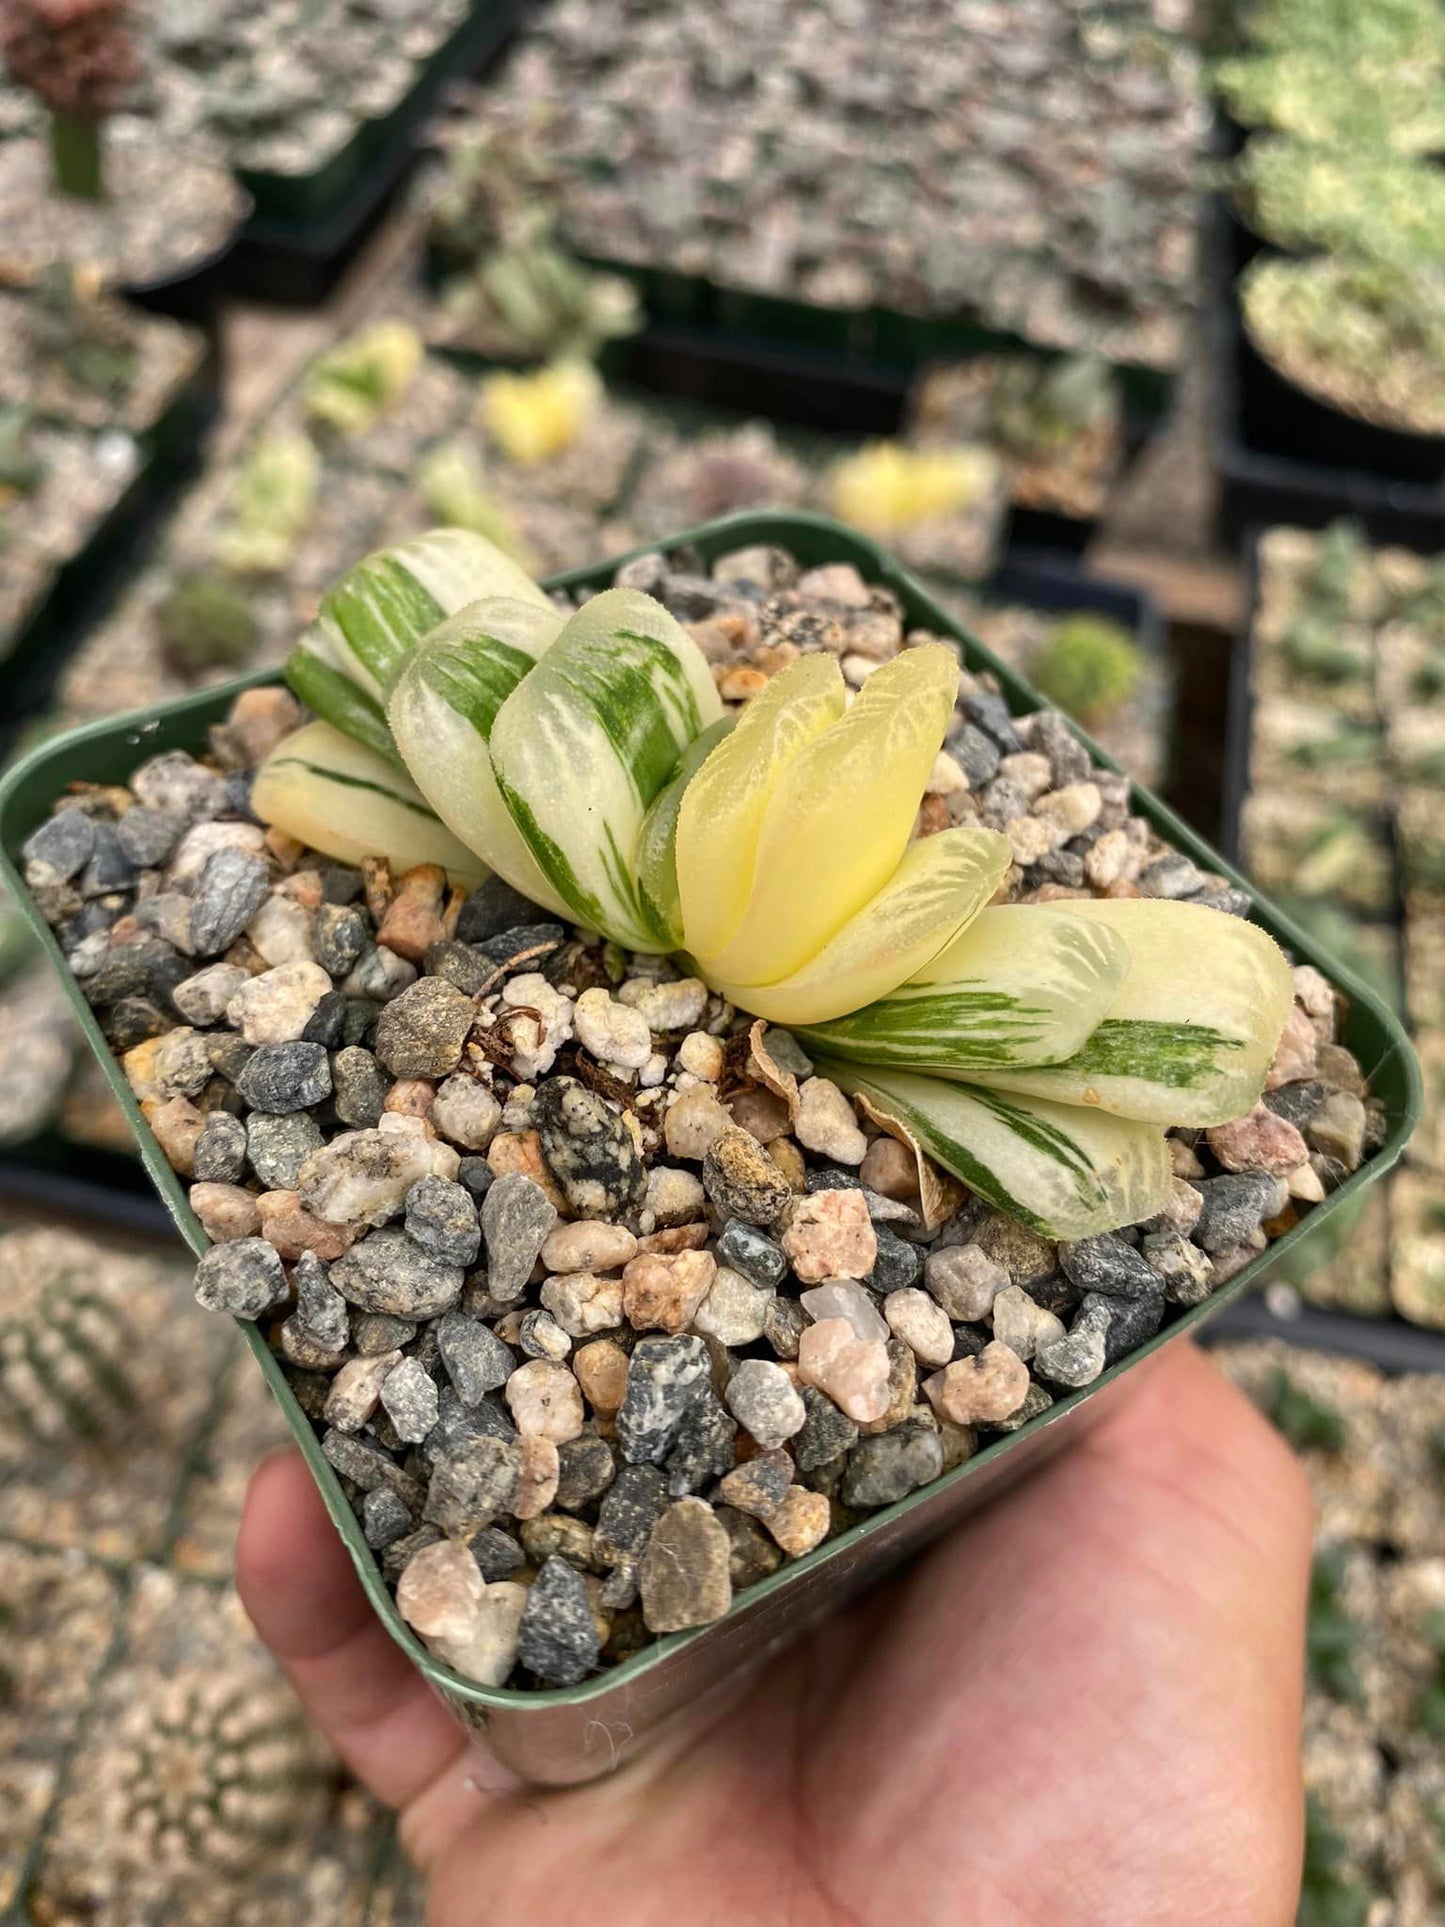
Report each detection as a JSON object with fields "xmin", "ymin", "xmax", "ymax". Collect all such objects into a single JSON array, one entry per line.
[{"xmin": 227, "ymin": 0, "xmax": 526, "ymax": 306}]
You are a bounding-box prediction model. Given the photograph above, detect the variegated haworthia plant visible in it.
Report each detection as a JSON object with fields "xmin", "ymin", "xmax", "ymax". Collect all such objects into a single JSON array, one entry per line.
[{"xmin": 257, "ymin": 528, "xmax": 1294, "ymax": 1239}]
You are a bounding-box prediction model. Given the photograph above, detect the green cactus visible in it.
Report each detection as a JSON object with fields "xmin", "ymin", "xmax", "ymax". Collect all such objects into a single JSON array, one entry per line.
[
  {"xmin": 0, "ymin": 1253, "xmax": 143, "ymax": 1445},
  {"xmin": 1305, "ymin": 1547, "xmax": 1365, "ymax": 1706},
  {"xmin": 215, "ymin": 432, "xmax": 318, "ymax": 576},
  {"xmin": 1281, "ymin": 614, "xmax": 1369, "ymax": 684},
  {"xmin": 153, "ymin": 570, "xmax": 259, "ymax": 677},
  {"xmin": 987, "ymin": 354, "xmax": 1116, "ymax": 460},
  {"xmin": 1029, "ymin": 613, "xmax": 1143, "ymax": 725},
  {"xmin": 1229, "ymin": 136, "xmax": 1445, "ymax": 271}
]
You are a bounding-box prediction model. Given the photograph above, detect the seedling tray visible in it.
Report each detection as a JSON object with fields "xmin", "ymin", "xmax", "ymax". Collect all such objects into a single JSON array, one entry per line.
[
  {"xmin": 227, "ymin": 0, "xmax": 525, "ymax": 307},
  {"xmin": 0, "ymin": 510, "xmax": 1418, "ymax": 1786}
]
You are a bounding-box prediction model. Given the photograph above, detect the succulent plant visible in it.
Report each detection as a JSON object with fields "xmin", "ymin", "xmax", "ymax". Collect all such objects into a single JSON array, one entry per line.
[
  {"xmin": 0, "ymin": 405, "xmax": 41, "ymax": 498},
  {"xmin": 1417, "ymin": 1609, "xmax": 1445, "ymax": 1739},
  {"xmin": 1214, "ymin": 46, "xmax": 1445, "ymax": 155},
  {"xmin": 0, "ymin": 1243, "xmax": 143, "ymax": 1444},
  {"xmin": 438, "ymin": 238, "xmax": 642, "ymax": 365},
  {"xmin": 986, "ymin": 355, "xmax": 1117, "ymax": 461},
  {"xmin": 257, "ymin": 527, "xmax": 1293, "ymax": 1241},
  {"xmin": 417, "ymin": 441, "xmax": 532, "ymax": 564},
  {"xmin": 1029, "ymin": 614, "xmax": 1143, "ymax": 726},
  {"xmin": 303, "ymin": 322, "xmax": 422, "ymax": 439},
  {"xmin": 427, "ymin": 117, "xmax": 564, "ymax": 268},
  {"xmin": 1230, "ymin": 136, "xmax": 1445, "ymax": 271},
  {"xmin": 153, "ymin": 570, "xmax": 259, "ymax": 677},
  {"xmin": 1306, "ymin": 1547, "xmax": 1365, "ymax": 1705},
  {"xmin": 478, "ymin": 360, "xmax": 601, "ymax": 467},
  {"xmin": 1297, "ymin": 1792, "xmax": 1375, "ymax": 1927},
  {"xmin": 215, "ymin": 432, "xmax": 319, "ymax": 577},
  {"xmin": 830, "ymin": 442, "xmax": 998, "ymax": 538},
  {"xmin": 0, "ymin": 0, "xmax": 138, "ymax": 199},
  {"xmin": 26, "ymin": 261, "xmax": 137, "ymax": 401},
  {"xmin": 1242, "ymin": 254, "xmax": 1445, "ymax": 436}
]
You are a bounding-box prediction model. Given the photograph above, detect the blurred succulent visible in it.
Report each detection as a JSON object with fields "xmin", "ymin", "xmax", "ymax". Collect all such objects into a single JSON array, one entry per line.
[
  {"xmin": 478, "ymin": 359, "xmax": 601, "ymax": 467},
  {"xmin": 0, "ymin": 1246, "xmax": 142, "ymax": 1445},
  {"xmin": 1030, "ymin": 614, "xmax": 1143, "ymax": 726},
  {"xmin": 830, "ymin": 442, "xmax": 998, "ymax": 536},
  {"xmin": 1260, "ymin": 1364, "xmax": 1348, "ymax": 1451},
  {"xmin": 1306, "ymin": 521, "xmax": 1367, "ymax": 617},
  {"xmin": 1416, "ymin": 1608, "xmax": 1445, "ymax": 1740},
  {"xmin": 1306, "ymin": 1546, "xmax": 1365, "ymax": 1705},
  {"xmin": 0, "ymin": 405, "xmax": 41, "ymax": 499},
  {"xmin": 1398, "ymin": 556, "xmax": 1445, "ymax": 649},
  {"xmin": 0, "ymin": 0, "xmax": 138, "ymax": 199},
  {"xmin": 987, "ymin": 355, "xmax": 1117, "ymax": 460},
  {"xmin": 427, "ymin": 116, "xmax": 563, "ymax": 267},
  {"xmin": 439, "ymin": 240, "xmax": 641, "ymax": 364},
  {"xmin": 417, "ymin": 440, "xmax": 533, "ymax": 565},
  {"xmin": 303, "ymin": 321, "xmax": 422, "ymax": 438},
  {"xmin": 153, "ymin": 570, "xmax": 259, "ymax": 677},
  {"xmin": 96, "ymin": 1667, "xmax": 328, "ymax": 1879},
  {"xmin": 215, "ymin": 432, "xmax": 319, "ymax": 577},
  {"xmin": 1214, "ymin": 47, "xmax": 1445, "ymax": 155},
  {"xmin": 1230, "ymin": 136, "xmax": 1445, "ymax": 271},
  {"xmin": 1281, "ymin": 615, "xmax": 1370, "ymax": 684},
  {"xmin": 27, "ymin": 261, "xmax": 137, "ymax": 401},
  {"xmin": 1297, "ymin": 1792, "xmax": 1375, "ymax": 1927},
  {"xmin": 1242, "ymin": 254, "xmax": 1445, "ymax": 435}
]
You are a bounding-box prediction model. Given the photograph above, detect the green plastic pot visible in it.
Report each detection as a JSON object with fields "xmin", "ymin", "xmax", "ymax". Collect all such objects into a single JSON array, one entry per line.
[{"xmin": 0, "ymin": 511, "xmax": 1419, "ymax": 1785}]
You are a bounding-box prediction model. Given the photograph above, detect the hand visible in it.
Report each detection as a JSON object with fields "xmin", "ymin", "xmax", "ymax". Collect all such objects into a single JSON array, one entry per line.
[{"xmin": 236, "ymin": 1340, "xmax": 1310, "ymax": 1927}]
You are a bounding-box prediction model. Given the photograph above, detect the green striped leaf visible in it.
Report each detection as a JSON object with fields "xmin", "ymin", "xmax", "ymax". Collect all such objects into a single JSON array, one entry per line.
[
  {"xmin": 284, "ymin": 641, "xmax": 402, "ymax": 765},
  {"xmin": 818, "ymin": 1059, "xmax": 1173, "ymax": 1239},
  {"xmin": 487, "ymin": 588, "xmax": 724, "ymax": 950},
  {"xmin": 795, "ymin": 902, "xmax": 1127, "ymax": 1067},
  {"xmin": 252, "ymin": 720, "xmax": 484, "ymax": 884},
  {"xmin": 312, "ymin": 528, "xmax": 551, "ymax": 703},
  {"xmin": 388, "ymin": 597, "xmax": 569, "ymax": 915},
  {"xmin": 713, "ymin": 827, "xmax": 1010, "ymax": 1026},
  {"xmin": 966, "ymin": 898, "xmax": 1294, "ymax": 1125}
]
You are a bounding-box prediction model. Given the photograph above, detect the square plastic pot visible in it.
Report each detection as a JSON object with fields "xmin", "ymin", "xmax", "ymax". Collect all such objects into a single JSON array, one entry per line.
[{"xmin": 0, "ymin": 510, "xmax": 1419, "ymax": 1785}]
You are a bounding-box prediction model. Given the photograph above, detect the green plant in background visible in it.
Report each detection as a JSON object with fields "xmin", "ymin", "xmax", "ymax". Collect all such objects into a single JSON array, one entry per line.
[
  {"xmin": 1306, "ymin": 1547, "xmax": 1365, "ymax": 1705},
  {"xmin": 1306, "ymin": 520, "xmax": 1366, "ymax": 616},
  {"xmin": 0, "ymin": 0, "xmax": 138, "ymax": 201},
  {"xmin": 0, "ymin": 406, "xmax": 42, "ymax": 501},
  {"xmin": 1261, "ymin": 1365, "xmax": 1349, "ymax": 1452},
  {"xmin": 153, "ymin": 571, "xmax": 259, "ymax": 678},
  {"xmin": 1214, "ymin": 47, "xmax": 1445, "ymax": 155},
  {"xmin": 215, "ymin": 432, "xmax": 318, "ymax": 577},
  {"xmin": 1298, "ymin": 1793, "xmax": 1376, "ymax": 1927},
  {"xmin": 986, "ymin": 355, "xmax": 1116, "ymax": 460},
  {"xmin": 1415, "ymin": 1609, "xmax": 1445, "ymax": 1740},
  {"xmin": 303, "ymin": 321, "xmax": 422, "ymax": 438},
  {"xmin": 1030, "ymin": 614, "xmax": 1143, "ymax": 726},
  {"xmin": 830, "ymin": 441, "xmax": 1000, "ymax": 536},
  {"xmin": 427, "ymin": 117, "xmax": 563, "ymax": 269},
  {"xmin": 0, "ymin": 1254, "xmax": 141, "ymax": 1445},
  {"xmin": 417, "ymin": 441, "xmax": 533, "ymax": 566},
  {"xmin": 1229, "ymin": 137, "xmax": 1445, "ymax": 272},
  {"xmin": 25, "ymin": 261, "xmax": 137, "ymax": 402}
]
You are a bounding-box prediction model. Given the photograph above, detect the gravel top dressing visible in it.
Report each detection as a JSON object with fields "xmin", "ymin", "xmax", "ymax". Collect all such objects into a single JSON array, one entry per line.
[{"xmin": 18, "ymin": 532, "xmax": 1390, "ymax": 1698}]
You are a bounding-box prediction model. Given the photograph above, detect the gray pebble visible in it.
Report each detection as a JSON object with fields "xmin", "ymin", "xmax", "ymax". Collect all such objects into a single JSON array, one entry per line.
[
  {"xmin": 246, "ymin": 1110, "xmax": 324, "ymax": 1188},
  {"xmin": 842, "ymin": 1423, "xmax": 943, "ymax": 1508},
  {"xmin": 374, "ymin": 976, "xmax": 476, "ymax": 1079},
  {"xmin": 594, "ymin": 1463, "xmax": 668, "ymax": 1607},
  {"xmin": 1081, "ymin": 1288, "xmax": 1165, "ymax": 1364},
  {"xmin": 354, "ymin": 1311, "xmax": 418, "ymax": 1355},
  {"xmin": 517, "ymin": 1556, "xmax": 600, "ymax": 1686},
  {"xmin": 172, "ymin": 961, "xmax": 250, "ymax": 1026},
  {"xmin": 454, "ymin": 876, "xmax": 550, "ymax": 945},
  {"xmin": 312, "ymin": 903, "xmax": 371, "ymax": 977},
  {"xmin": 381, "ymin": 1525, "xmax": 442, "ymax": 1582},
  {"xmin": 331, "ymin": 1227, "xmax": 464, "ymax": 1319},
  {"xmin": 1138, "ymin": 852, "xmax": 1206, "ymax": 900},
  {"xmin": 1057, "ymin": 1234, "xmax": 1163, "ymax": 1302},
  {"xmin": 292, "ymin": 1250, "xmax": 349, "ymax": 1352},
  {"xmin": 1194, "ymin": 1172, "xmax": 1286, "ymax": 1254},
  {"xmin": 116, "ymin": 806, "xmax": 186, "ymax": 868},
  {"xmin": 24, "ymin": 809, "xmax": 96, "ymax": 885},
  {"xmin": 193, "ymin": 1237, "xmax": 286, "ymax": 1320},
  {"xmin": 990, "ymin": 1381, "xmax": 1055, "ymax": 1432},
  {"xmin": 436, "ymin": 1309, "xmax": 515, "ymax": 1404},
  {"xmin": 79, "ymin": 824, "xmax": 137, "ymax": 897},
  {"xmin": 188, "ymin": 849, "xmax": 271, "ymax": 956},
  {"xmin": 404, "ymin": 1174, "xmax": 481, "ymax": 1267},
  {"xmin": 963, "ymin": 691, "xmax": 1024, "ymax": 754},
  {"xmin": 301, "ymin": 990, "xmax": 348, "ymax": 1048},
  {"xmin": 533, "ymin": 1076, "xmax": 647, "ymax": 1216},
  {"xmin": 193, "ymin": 1110, "xmax": 248, "ymax": 1183},
  {"xmin": 1263, "ymin": 1080, "xmax": 1328, "ymax": 1130},
  {"xmin": 763, "ymin": 1293, "xmax": 808, "ymax": 1360},
  {"xmin": 424, "ymin": 1434, "xmax": 522, "ymax": 1535},
  {"xmin": 791, "ymin": 1384, "xmax": 859, "ymax": 1471},
  {"xmin": 131, "ymin": 749, "xmax": 227, "ymax": 820},
  {"xmin": 424, "ymin": 938, "xmax": 493, "ymax": 996},
  {"xmin": 555, "ymin": 1435, "xmax": 616, "ymax": 1512},
  {"xmin": 235, "ymin": 1040, "xmax": 331, "ymax": 1113},
  {"xmin": 362, "ymin": 1486, "xmax": 413, "ymax": 1551},
  {"xmin": 331, "ymin": 1046, "xmax": 389, "ymax": 1128},
  {"xmin": 716, "ymin": 1219, "xmax": 787, "ymax": 1287},
  {"xmin": 480, "ymin": 1172, "xmax": 558, "ymax": 1303},
  {"xmin": 322, "ymin": 1429, "xmax": 422, "ymax": 1507},
  {"xmin": 616, "ymin": 1335, "xmax": 712, "ymax": 1465},
  {"xmin": 949, "ymin": 720, "xmax": 1002, "ymax": 787},
  {"xmin": 664, "ymin": 1390, "xmax": 737, "ymax": 1497},
  {"xmin": 469, "ymin": 1524, "xmax": 525, "ymax": 1581},
  {"xmin": 380, "ymin": 1356, "xmax": 440, "ymax": 1444},
  {"xmin": 868, "ymin": 1222, "xmax": 924, "ymax": 1292},
  {"xmin": 1024, "ymin": 709, "xmax": 1092, "ymax": 787},
  {"xmin": 1034, "ymin": 1301, "xmax": 1112, "ymax": 1388},
  {"xmin": 517, "ymin": 1308, "xmax": 571, "ymax": 1362}
]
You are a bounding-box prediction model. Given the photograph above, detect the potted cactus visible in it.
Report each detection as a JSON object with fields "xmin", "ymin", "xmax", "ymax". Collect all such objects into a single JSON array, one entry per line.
[{"xmin": 0, "ymin": 0, "xmax": 135, "ymax": 202}]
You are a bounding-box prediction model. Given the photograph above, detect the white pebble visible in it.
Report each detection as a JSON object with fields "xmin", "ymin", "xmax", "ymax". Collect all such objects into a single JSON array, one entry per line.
[{"xmin": 573, "ymin": 986, "xmax": 653, "ymax": 1070}]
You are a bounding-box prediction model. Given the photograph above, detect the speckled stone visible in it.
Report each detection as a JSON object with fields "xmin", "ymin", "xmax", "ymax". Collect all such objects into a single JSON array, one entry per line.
[
  {"xmin": 534, "ymin": 1076, "xmax": 647, "ymax": 1215},
  {"xmin": 374, "ymin": 976, "xmax": 476, "ymax": 1079},
  {"xmin": 517, "ymin": 1555, "xmax": 601, "ymax": 1684},
  {"xmin": 615, "ymin": 1334, "xmax": 712, "ymax": 1465},
  {"xmin": 702, "ymin": 1126, "xmax": 793, "ymax": 1226},
  {"xmin": 330, "ymin": 1227, "xmax": 464, "ymax": 1319},
  {"xmin": 480, "ymin": 1172, "xmax": 558, "ymax": 1302}
]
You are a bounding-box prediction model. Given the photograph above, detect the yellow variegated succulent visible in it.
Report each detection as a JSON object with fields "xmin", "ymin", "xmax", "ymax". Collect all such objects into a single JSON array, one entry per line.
[{"xmin": 255, "ymin": 528, "xmax": 1294, "ymax": 1241}]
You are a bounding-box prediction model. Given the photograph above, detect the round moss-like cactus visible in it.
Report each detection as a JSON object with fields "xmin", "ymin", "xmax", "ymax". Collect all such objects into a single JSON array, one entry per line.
[
  {"xmin": 0, "ymin": 1241, "xmax": 142, "ymax": 1445},
  {"xmin": 99, "ymin": 1669, "xmax": 329, "ymax": 1877},
  {"xmin": 1030, "ymin": 613, "xmax": 1143, "ymax": 724},
  {"xmin": 153, "ymin": 571, "xmax": 259, "ymax": 677}
]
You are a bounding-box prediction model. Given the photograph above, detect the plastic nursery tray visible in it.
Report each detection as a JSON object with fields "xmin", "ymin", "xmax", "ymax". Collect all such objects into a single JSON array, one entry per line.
[
  {"xmin": 1211, "ymin": 215, "xmax": 1445, "ymax": 555},
  {"xmin": 0, "ymin": 510, "xmax": 1419, "ymax": 1786},
  {"xmin": 0, "ymin": 342, "xmax": 220, "ymax": 757},
  {"xmin": 227, "ymin": 0, "xmax": 526, "ymax": 307}
]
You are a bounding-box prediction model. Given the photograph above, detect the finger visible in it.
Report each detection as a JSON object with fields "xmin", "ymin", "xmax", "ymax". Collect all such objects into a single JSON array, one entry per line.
[{"xmin": 236, "ymin": 1449, "xmax": 475, "ymax": 1815}]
